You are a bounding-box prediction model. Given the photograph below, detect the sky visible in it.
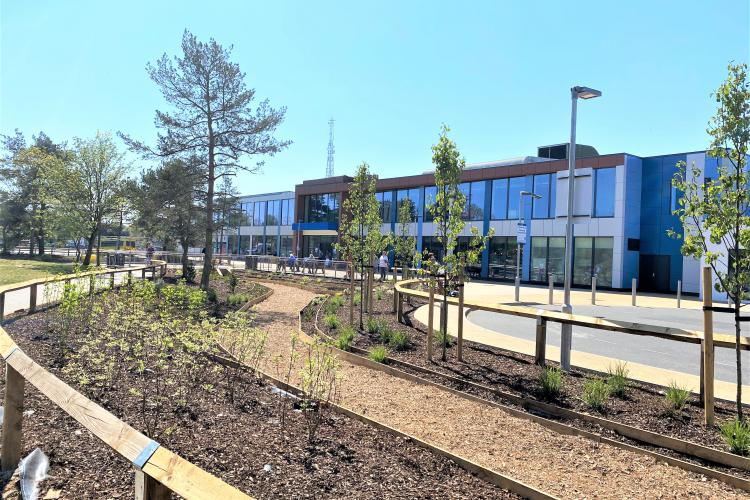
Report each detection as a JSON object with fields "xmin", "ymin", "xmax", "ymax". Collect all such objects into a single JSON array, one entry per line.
[{"xmin": 1, "ymin": 0, "xmax": 749, "ymax": 196}]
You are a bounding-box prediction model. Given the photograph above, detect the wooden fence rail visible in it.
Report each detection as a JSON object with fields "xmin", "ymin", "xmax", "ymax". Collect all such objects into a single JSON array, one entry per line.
[{"xmin": 0, "ymin": 263, "xmax": 252, "ymax": 499}]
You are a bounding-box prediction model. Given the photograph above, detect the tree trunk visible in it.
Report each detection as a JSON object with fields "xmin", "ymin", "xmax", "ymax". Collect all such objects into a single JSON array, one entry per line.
[
  {"xmin": 181, "ymin": 241, "xmax": 190, "ymax": 279},
  {"xmin": 116, "ymin": 208, "xmax": 123, "ymax": 251},
  {"xmin": 735, "ymin": 295, "xmax": 743, "ymax": 420},
  {"xmin": 83, "ymin": 226, "xmax": 98, "ymax": 266},
  {"xmin": 441, "ymin": 273, "xmax": 448, "ymax": 361},
  {"xmin": 38, "ymin": 203, "xmax": 46, "ymax": 255},
  {"xmin": 201, "ymin": 119, "xmax": 216, "ymax": 291}
]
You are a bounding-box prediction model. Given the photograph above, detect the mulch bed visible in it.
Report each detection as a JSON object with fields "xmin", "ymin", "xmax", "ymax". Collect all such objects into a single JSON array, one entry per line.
[
  {"xmin": 0, "ymin": 285, "xmax": 513, "ymax": 499},
  {"xmin": 308, "ymin": 286, "xmax": 750, "ymax": 474}
]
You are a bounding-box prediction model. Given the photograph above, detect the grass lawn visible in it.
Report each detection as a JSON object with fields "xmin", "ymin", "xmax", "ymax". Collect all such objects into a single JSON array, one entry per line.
[{"xmin": 0, "ymin": 257, "xmax": 77, "ymax": 287}]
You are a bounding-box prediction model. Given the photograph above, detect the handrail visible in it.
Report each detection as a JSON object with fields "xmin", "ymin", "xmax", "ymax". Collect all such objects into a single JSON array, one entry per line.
[
  {"xmin": 0, "ymin": 263, "xmax": 252, "ymax": 499},
  {"xmin": 394, "ymin": 278, "xmax": 750, "ymax": 351}
]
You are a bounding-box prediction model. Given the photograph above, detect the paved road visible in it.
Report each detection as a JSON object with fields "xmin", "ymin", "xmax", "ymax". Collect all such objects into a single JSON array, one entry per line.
[{"xmin": 468, "ymin": 304, "xmax": 750, "ymax": 385}]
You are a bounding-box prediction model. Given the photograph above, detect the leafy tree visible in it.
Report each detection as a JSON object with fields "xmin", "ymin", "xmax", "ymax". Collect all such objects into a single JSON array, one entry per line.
[
  {"xmin": 0, "ymin": 191, "xmax": 26, "ymax": 254},
  {"xmin": 131, "ymin": 159, "xmax": 205, "ymax": 277},
  {"xmin": 393, "ymin": 198, "xmax": 419, "ymax": 273},
  {"xmin": 65, "ymin": 132, "xmax": 130, "ymax": 265},
  {"xmin": 120, "ymin": 30, "xmax": 290, "ymax": 289},
  {"xmin": 335, "ymin": 162, "xmax": 386, "ymax": 329},
  {"xmin": 214, "ymin": 176, "xmax": 245, "ymax": 253},
  {"xmin": 426, "ymin": 125, "xmax": 492, "ymax": 361},
  {"xmin": 670, "ymin": 63, "xmax": 750, "ymax": 419}
]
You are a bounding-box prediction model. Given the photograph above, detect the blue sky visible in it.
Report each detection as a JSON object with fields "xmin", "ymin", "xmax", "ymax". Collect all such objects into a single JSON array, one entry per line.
[{"xmin": 1, "ymin": 1, "xmax": 748, "ymax": 195}]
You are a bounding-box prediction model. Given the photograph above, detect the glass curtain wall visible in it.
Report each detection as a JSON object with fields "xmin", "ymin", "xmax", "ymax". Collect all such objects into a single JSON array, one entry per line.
[
  {"xmin": 302, "ymin": 236, "xmax": 337, "ymax": 259},
  {"xmin": 507, "ymin": 177, "xmax": 525, "ymax": 220},
  {"xmin": 424, "ymin": 186, "xmax": 437, "ymax": 222},
  {"xmin": 253, "ymin": 202, "xmax": 266, "ymax": 226},
  {"xmin": 280, "ymin": 199, "xmax": 295, "ymax": 225},
  {"xmin": 377, "ymin": 191, "xmax": 393, "ymax": 223},
  {"xmin": 396, "ymin": 188, "xmax": 420, "ymax": 222},
  {"xmin": 239, "ymin": 235, "xmax": 252, "ymax": 254},
  {"xmin": 488, "ymin": 236, "xmax": 518, "ymax": 280},
  {"xmin": 532, "ymin": 174, "xmax": 553, "ymax": 219},
  {"xmin": 421, "ymin": 236, "xmax": 444, "ymax": 262},
  {"xmin": 280, "ymin": 235, "xmax": 293, "ymax": 257},
  {"xmin": 530, "ymin": 236, "xmax": 565, "ymax": 283},
  {"xmin": 573, "ymin": 237, "xmax": 613, "ymax": 287},
  {"xmin": 304, "ymin": 193, "xmax": 339, "ymax": 223},
  {"xmin": 593, "ymin": 168, "xmax": 616, "ymax": 217}
]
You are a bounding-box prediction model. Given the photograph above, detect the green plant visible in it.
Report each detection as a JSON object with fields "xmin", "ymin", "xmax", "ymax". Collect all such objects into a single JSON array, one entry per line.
[
  {"xmin": 375, "ymin": 288, "xmax": 384, "ymax": 300},
  {"xmin": 365, "ymin": 317, "xmax": 386, "ymax": 335},
  {"xmin": 227, "ymin": 272, "xmax": 238, "ymax": 293},
  {"xmin": 606, "ymin": 361, "xmax": 629, "ymax": 398},
  {"xmin": 582, "ymin": 378, "xmax": 610, "ymax": 412},
  {"xmin": 183, "ymin": 262, "xmax": 196, "ymax": 283},
  {"xmin": 227, "ymin": 293, "xmax": 250, "ymax": 307},
  {"xmin": 665, "ymin": 381, "xmax": 691, "ymax": 411},
  {"xmin": 719, "ymin": 418, "xmax": 750, "ymax": 456},
  {"xmin": 301, "ymin": 306, "xmax": 315, "ymax": 322},
  {"xmin": 352, "ymin": 293, "xmax": 361, "ymax": 306},
  {"xmin": 299, "ymin": 340, "xmax": 340, "ymax": 444},
  {"xmin": 333, "ymin": 326, "xmax": 356, "ymax": 351},
  {"xmin": 324, "ymin": 314, "xmax": 340, "ymax": 329},
  {"xmin": 369, "ymin": 345, "xmax": 388, "ymax": 363},
  {"xmin": 218, "ymin": 311, "xmax": 267, "ymax": 403},
  {"xmin": 387, "ymin": 330, "xmax": 409, "ymax": 351},
  {"xmin": 325, "ymin": 295, "xmax": 344, "ymax": 314},
  {"xmin": 206, "ymin": 287, "xmax": 218, "ymax": 303},
  {"xmin": 433, "ymin": 328, "xmax": 455, "ymax": 348},
  {"xmin": 538, "ymin": 366, "xmax": 563, "ymax": 399}
]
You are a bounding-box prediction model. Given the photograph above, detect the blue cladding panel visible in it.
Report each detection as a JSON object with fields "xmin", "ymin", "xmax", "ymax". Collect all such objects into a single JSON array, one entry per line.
[{"xmin": 639, "ymin": 153, "xmax": 689, "ymax": 291}]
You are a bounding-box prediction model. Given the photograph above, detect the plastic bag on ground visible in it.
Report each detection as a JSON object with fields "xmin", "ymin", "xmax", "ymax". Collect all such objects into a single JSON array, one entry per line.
[{"xmin": 19, "ymin": 448, "xmax": 49, "ymax": 500}]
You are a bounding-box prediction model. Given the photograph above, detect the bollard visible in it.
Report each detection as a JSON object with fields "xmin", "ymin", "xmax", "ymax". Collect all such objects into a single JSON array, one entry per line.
[
  {"xmin": 514, "ymin": 276, "xmax": 520, "ymax": 302},
  {"xmin": 29, "ymin": 283, "xmax": 37, "ymax": 313},
  {"xmin": 631, "ymin": 278, "xmax": 637, "ymax": 306},
  {"xmin": 677, "ymin": 280, "xmax": 682, "ymax": 308},
  {"xmin": 427, "ymin": 285, "xmax": 434, "ymax": 361},
  {"xmin": 701, "ymin": 267, "xmax": 714, "ymax": 425},
  {"xmin": 548, "ymin": 275, "xmax": 554, "ymax": 305},
  {"xmin": 591, "ymin": 276, "xmax": 597, "ymax": 305}
]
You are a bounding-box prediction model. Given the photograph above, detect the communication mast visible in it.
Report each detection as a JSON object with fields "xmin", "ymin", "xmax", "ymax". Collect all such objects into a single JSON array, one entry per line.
[{"xmin": 326, "ymin": 118, "xmax": 335, "ymax": 177}]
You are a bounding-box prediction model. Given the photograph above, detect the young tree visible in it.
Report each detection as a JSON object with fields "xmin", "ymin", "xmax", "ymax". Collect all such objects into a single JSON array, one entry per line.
[
  {"xmin": 335, "ymin": 162, "xmax": 386, "ymax": 329},
  {"xmin": 120, "ymin": 30, "xmax": 290, "ymax": 289},
  {"xmin": 393, "ymin": 198, "xmax": 419, "ymax": 274},
  {"xmin": 427, "ymin": 125, "xmax": 491, "ymax": 361},
  {"xmin": 65, "ymin": 132, "xmax": 130, "ymax": 266},
  {"xmin": 214, "ymin": 176, "xmax": 245, "ymax": 254},
  {"xmin": 131, "ymin": 159, "xmax": 204, "ymax": 277},
  {"xmin": 671, "ymin": 63, "xmax": 750, "ymax": 419}
]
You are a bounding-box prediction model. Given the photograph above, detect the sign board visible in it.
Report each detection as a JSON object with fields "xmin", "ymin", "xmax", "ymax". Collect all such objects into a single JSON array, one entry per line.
[{"xmin": 516, "ymin": 223, "xmax": 527, "ymax": 245}]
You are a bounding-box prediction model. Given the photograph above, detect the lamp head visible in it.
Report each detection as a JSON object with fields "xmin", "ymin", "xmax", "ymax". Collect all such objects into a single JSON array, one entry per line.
[{"xmin": 572, "ymin": 86, "xmax": 602, "ymax": 99}]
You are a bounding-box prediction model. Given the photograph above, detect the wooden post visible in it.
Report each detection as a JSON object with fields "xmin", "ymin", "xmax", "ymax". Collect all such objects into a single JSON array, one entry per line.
[
  {"xmin": 548, "ymin": 275, "xmax": 553, "ymax": 305},
  {"xmin": 349, "ymin": 264, "xmax": 355, "ymax": 326},
  {"xmin": 29, "ymin": 283, "xmax": 37, "ymax": 313},
  {"xmin": 457, "ymin": 276, "xmax": 465, "ymax": 362},
  {"xmin": 392, "ymin": 273, "xmax": 398, "ymax": 314},
  {"xmin": 591, "ymin": 276, "xmax": 596, "ymax": 305},
  {"xmin": 141, "ymin": 268, "xmax": 146, "ymax": 280},
  {"xmin": 0, "ymin": 291, "xmax": 5, "ymax": 323},
  {"xmin": 699, "ymin": 341, "xmax": 705, "ymax": 405},
  {"xmin": 396, "ymin": 287, "xmax": 403, "ymax": 324},
  {"xmin": 368, "ymin": 266, "xmax": 374, "ymax": 320},
  {"xmin": 535, "ymin": 317, "xmax": 547, "ymax": 366},
  {"xmin": 127, "ymin": 270, "xmax": 133, "ymax": 287},
  {"xmin": 427, "ymin": 285, "xmax": 434, "ymax": 361},
  {"xmin": 134, "ymin": 469, "xmax": 170, "ymax": 500},
  {"xmin": 677, "ymin": 279, "xmax": 682, "ymax": 308},
  {"xmin": 110, "ymin": 272, "xmax": 115, "ymax": 289},
  {"xmin": 2, "ymin": 365, "xmax": 25, "ymax": 471},
  {"xmin": 701, "ymin": 266, "xmax": 714, "ymax": 426},
  {"xmin": 631, "ymin": 278, "xmax": 637, "ymax": 306}
]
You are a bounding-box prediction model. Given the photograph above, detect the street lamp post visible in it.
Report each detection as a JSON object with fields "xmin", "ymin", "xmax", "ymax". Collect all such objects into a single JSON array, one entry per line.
[
  {"xmin": 515, "ymin": 191, "xmax": 542, "ymax": 302},
  {"xmin": 560, "ymin": 85, "xmax": 601, "ymax": 372}
]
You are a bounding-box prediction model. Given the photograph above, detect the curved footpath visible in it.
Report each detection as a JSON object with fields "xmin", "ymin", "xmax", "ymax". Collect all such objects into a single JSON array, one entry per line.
[{"xmin": 247, "ymin": 282, "xmax": 744, "ymax": 499}]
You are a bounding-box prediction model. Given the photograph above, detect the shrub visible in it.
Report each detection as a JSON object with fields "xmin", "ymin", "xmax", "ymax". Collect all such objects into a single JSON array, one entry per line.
[
  {"xmin": 228, "ymin": 272, "xmax": 239, "ymax": 293},
  {"xmin": 183, "ymin": 262, "xmax": 196, "ymax": 283},
  {"xmin": 582, "ymin": 378, "xmax": 610, "ymax": 412},
  {"xmin": 387, "ymin": 330, "xmax": 409, "ymax": 351},
  {"xmin": 217, "ymin": 311, "xmax": 267, "ymax": 403},
  {"xmin": 324, "ymin": 314, "xmax": 340, "ymax": 329},
  {"xmin": 325, "ymin": 295, "xmax": 344, "ymax": 314},
  {"xmin": 538, "ymin": 366, "xmax": 563, "ymax": 399},
  {"xmin": 433, "ymin": 328, "xmax": 455, "ymax": 348},
  {"xmin": 719, "ymin": 418, "xmax": 750, "ymax": 456},
  {"xmin": 606, "ymin": 361, "xmax": 629, "ymax": 398},
  {"xmin": 375, "ymin": 288, "xmax": 384, "ymax": 301},
  {"xmin": 333, "ymin": 326, "xmax": 356, "ymax": 351},
  {"xmin": 365, "ymin": 317, "xmax": 386, "ymax": 335},
  {"xmin": 301, "ymin": 306, "xmax": 315, "ymax": 322},
  {"xmin": 227, "ymin": 293, "xmax": 250, "ymax": 307},
  {"xmin": 353, "ymin": 292, "xmax": 361, "ymax": 306},
  {"xmin": 206, "ymin": 287, "xmax": 218, "ymax": 303},
  {"xmin": 665, "ymin": 381, "xmax": 691, "ymax": 411},
  {"xmin": 299, "ymin": 340, "xmax": 340, "ymax": 444},
  {"xmin": 369, "ymin": 345, "xmax": 388, "ymax": 363}
]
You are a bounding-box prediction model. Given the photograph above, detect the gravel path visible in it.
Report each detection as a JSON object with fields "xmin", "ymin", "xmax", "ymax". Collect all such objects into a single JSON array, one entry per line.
[{"xmin": 248, "ymin": 282, "xmax": 744, "ymax": 499}]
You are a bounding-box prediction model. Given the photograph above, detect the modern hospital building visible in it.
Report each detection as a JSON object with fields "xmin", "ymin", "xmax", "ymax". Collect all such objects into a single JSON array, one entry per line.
[{"xmin": 221, "ymin": 143, "xmax": 724, "ymax": 295}]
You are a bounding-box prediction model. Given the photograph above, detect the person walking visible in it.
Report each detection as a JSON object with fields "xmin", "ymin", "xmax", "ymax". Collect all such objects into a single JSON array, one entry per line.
[
  {"xmin": 146, "ymin": 242, "xmax": 155, "ymax": 264},
  {"xmin": 378, "ymin": 251, "xmax": 389, "ymax": 282}
]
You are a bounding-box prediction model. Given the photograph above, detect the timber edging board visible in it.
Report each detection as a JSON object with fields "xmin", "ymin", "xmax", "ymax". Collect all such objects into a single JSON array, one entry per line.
[{"xmin": 309, "ymin": 294, "xmax": 750, "ymax": 492}]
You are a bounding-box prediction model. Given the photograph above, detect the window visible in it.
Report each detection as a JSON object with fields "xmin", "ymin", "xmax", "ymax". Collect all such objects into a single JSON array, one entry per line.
[
  {"xmin": 529, "ymin": 236, "xmax": 565, "ymax": 283},
  {"xmin": 280, "ymin": 198, "xmax": 295, "ymax": 225},
  {"xmin": 424, "ymin": 186, "xmax": 437, "ymax": 222},
  {"xmin": 573, "ymin": 237, "xmax": 613, "ymax": 287},
  {"xmin": 466, "ymin": 181, "xmax": 485, "ymax": 221},
  {"xmin": 488, "ymin": 236, "xmax": 518, "ymax": 280},
  {"xmin": 304, "ymin": 193, "xmax": 339, "ymax": 223},
  {"xmin": 396, "ymin": 188, "xmax": 419, "ymax": 222},
  {"xmin": 266, "ymin": 200, "xmax": 280, "ymax": 225},
  {"xmin": 593, "ymin": 167, "xmax": 616, "ymax": 217},
  {"xmin": 250, "ymin": 235, "xmax": 264, "ymax": 254},
  {"xmin": 507, "ymin": 177, "xmax": 525, "ymax": 220},
  {"xmin": 280, "ymin": 235, "xmax": 293, "ymax": 257},
  {"xmin": 243, "ymin": 203, "xmax": 254, "ymax": 226},
  {"xmin": 532, "ymin": 174, "xmax": 552, "ymax": 219},
  {"xmin": 490, "ymin": 179, "xmax": 508, "ymax": 220},
  {"xmin": 459, "ymin": 183, "xmax": 471, "ymax": 219},
  {"xmin": 377, "ymin": 191, "xmax": 393, "ymax": 223},
  {"xmin": 239, "ymin": 235, "xmax": 251, "ymax": 254},
  {"xmin": 253, "ymin": 201, "xmax": 266, "ymax": 226},
  {"xmin": 422, "ymin": 236, "xmax": 445, "ymax": 262}
]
